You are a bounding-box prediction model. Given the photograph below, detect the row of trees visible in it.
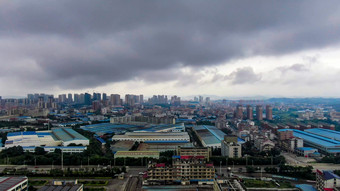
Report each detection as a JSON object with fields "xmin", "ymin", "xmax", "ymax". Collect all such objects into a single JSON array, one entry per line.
[
  {"xmin": 319, "ymin": 156, "xmax": 340, "ymax": 164},
  {"xmin": 2, "ymin": 166, "xmax": 127, "ymax": 178},
  {"xmin": 210, "ymin": 155, "xmax": 286, "ymax": 166}
]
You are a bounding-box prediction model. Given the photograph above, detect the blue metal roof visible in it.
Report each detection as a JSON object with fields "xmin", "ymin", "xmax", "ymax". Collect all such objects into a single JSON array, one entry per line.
[
  {"xmin": 295, "ymin": 184, "xmax": 317, "ymax": 191},
  {"xmin": 323, "ymin": 171, "xmax": 340, "ymax": 180},
  {"xmin": 22, "ymin": 146, "xmax": 86, "ymax": 149},
  {"xmin": 80, "ymin": 123, "xmax": 141, "ymax": 134},
  {"xmin": 144, "ymin": 140, "xmax": 189, "ymax": 143},
  {"xmin": 278, "ymin": 129, "xmax": 340, "ymax": 148},
  {"xmin": 7, "ymin": 131, "xmax": 37, "ymax": 137},
  {"xmin": 305, "ymin": 128, "xmax": 340, "ymax": 141},
  {"xmin": 297, "ymin": 147, "xmax": 316, "ymax": 151},
  {"xmin": 96, "ymin": 137, "xmax": 106, "ymax": 144}
]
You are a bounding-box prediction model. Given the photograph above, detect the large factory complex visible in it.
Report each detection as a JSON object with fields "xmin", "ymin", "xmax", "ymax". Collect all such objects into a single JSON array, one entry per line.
[
  {"xmin": 1, "ymin": 128, "xmax": 89, "ymax": 153},
  {"xmin": 278, "ymin": 128, "xmax": 340, "ymax": 156}
]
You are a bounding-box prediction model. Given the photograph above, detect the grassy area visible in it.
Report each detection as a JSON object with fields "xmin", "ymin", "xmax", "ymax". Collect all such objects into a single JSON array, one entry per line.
[
  {"xmin": 28, "ymin": 180, "xmax": 48, "ymax": 186},
  {"xmin": 243, "ymin": 179, "xmax": 293, "ymax": 188},
  {"xmin": 79, "ymin": 180, "xmax": 108, "ymax": 186}
]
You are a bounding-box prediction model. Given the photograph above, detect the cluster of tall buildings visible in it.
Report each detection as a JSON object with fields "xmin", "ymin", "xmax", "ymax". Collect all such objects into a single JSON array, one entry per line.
[
  {"xmin": 193, "ymin": 95, "xmax": 210, "ymax": 104},
  {"xmin": 125, "ymin": 94, "xmax": 143, "ymax": 106},
  {"xmin": 148, "ymin": 95, "xmax": 168, "ymax": 104},
  {"xmin": 235, "ymin": 104, "xmax": 273, "ymax": 120}
]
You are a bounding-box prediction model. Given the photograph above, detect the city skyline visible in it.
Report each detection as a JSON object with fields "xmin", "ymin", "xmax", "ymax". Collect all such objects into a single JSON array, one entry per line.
[{"xmin": 1, "ymin": 1, "xmax": 340, "ymax": 97}]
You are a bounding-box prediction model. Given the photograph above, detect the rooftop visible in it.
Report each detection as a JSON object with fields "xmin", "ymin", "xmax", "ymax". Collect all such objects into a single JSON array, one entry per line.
[
  {"xmin": 80, "ymin": 123, "xmax": 140, "ymax": 135},
  {"xmin": 37, "ymin": 185, "xmax": 82, "ymax": 191},
  {"xmin": 0, "ymin": 176, "xmax": 27, "ymax": 191},
  {"xmin": 52, "ymin": 128, "xmax": 88, "ymax": 142},
  {"xmin": 194, "ymin": 125, "xmax": 226, "ymax": 146},
  {"xmin": 305, "ymin": 128, "xmax": 340, "ymax": 141},
  {"xmin": 278, "ymin": 129, "xmax": 340, "ymax": 148}
]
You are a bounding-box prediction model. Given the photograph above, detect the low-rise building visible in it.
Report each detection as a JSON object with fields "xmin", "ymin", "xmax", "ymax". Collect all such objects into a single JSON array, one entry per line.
[
  {"xmin": 316, "ymin": 169, "xmax": 340, "ymax": 191},
  {"xmin": 221, "ymin": 136, "xmax": 241, "ymax": 158},
  {"xmin": 4, "ymin": 128, "xmax": 89, "ymax": 148},
  {"xmin": 176, "ymin": 147, "xmax": 211, "ymax": 161},
  {"xmin": 112, "ymin": 132, "xmax": 190, "ymax": 142},
  {"xmin": 114, "ymin": 151, "xmax": 160, "ymax": 159},
  {"xmin": 296, "ymin": 147, "xmax": 320, "ymax": 157},
  {"xmin": 143, "ymin": 147, "xmax": 215, "ymax": 185},
  {"xmin": 144, "ymin": 156, "xmax": 215, "ymax": 185}
]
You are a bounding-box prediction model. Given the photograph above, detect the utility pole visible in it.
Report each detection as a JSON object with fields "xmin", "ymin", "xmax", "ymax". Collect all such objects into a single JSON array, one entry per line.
[
  {"xmin": 61, "ymin": 149, "xmax": 64, "ymax": 171},
  {"xmin": 271, "ymin": 156, "xmax": 273, "ymax": 166},
  {"xmin": 232, "ymin": 161, "xmax": 234, "ymax": 173},
  {"xmin": 88, "ymin": 156, "xmax": 89, "ymax": 167},
  {"xmin": 220, "ymin": 161, "xmax": 222, "ymax": 175}
]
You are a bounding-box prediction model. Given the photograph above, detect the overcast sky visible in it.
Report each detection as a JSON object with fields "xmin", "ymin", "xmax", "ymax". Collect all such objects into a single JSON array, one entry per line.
[{"xmin": 1, "ymin": 0, "xmax": 340, "ymax": 98}]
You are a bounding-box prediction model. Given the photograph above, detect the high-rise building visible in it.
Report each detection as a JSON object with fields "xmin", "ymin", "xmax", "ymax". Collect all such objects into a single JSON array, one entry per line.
[
  {"xmin": 79, "ymin": 93, "xmax": 85, "ymax": 104},
  {"xmin": 74, "ymin": 94, "xmax": 80, "ymax": 103},
  {"xmin": 171, "ymin": 96, "xmax": 181, "ymax": 106},
  {"xmin": 266, "ymin": 105, "xmax": 273, "ymax": 120},
  {"xmin": 38, "ymin": 96, "xmax": 45, "ymax": 109},
  {"xmin": 199, "ymin": 95, "xmax": 203, "ymax": 103},
  {"xmin": 84, "ymin": 93, "xmax": 91, "ymax": 105},
  {"xmin": 110, "ymin": 94, "xmax": 121, "ymax": 105},
  {"xmin": 92, "ymin": 100, "xmax": 101, "ymax": 111},
  {"xmin": 148, "ymin": 95, "xmax": 168, "ymax": 104},
  {"xmin": 68, "ymin": 93, "xmax": 73, "ymax": 103},
  {"xmin": 235, "ymin": 104, "xmax": 243, "ymax": 119},
  {"xmin": 125, "ymin": 94, "xmax": 135, "ymax": 106},
  {"xmin": 139, "ymin": 95, "xmax": 144, "ymax": 104},
  {"xmin": 58, "ymin": 94, "xmax": 67, "ymax": 103},
  {"xmin": 256, "ymin": 105, "xmax": 263, "ymax": 120},
  {"xmin": 102, "ymin": 93, "xmax": 107, "ymax": 101},
  {"xmin": 246, "ymin": 105, "xmax": 253, "ymax": 120},
  {"xmin": 47, "ymin": 96, "xmax": 53, "ymax": 108}
]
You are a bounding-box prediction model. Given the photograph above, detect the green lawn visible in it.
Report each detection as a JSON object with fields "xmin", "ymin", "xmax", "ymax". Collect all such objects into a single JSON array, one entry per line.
[{"xmin": 28, "ymin": 180, "xmax": 48, "ymax": 186}]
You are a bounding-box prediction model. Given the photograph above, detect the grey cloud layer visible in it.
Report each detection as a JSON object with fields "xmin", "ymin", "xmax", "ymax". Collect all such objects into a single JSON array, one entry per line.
[{"xmin": 1, "ymin": 0, "xmax": 340, "ymax": 91}]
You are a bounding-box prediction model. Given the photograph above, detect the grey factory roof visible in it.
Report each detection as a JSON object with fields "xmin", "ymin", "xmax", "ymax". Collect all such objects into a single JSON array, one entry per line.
[
  {"xmin": 52, "ymin": 128, "xmax": 88, "ymax": 142},
  {"xmin": 0, "ymin": 176, "xmax": 27, "ymax": 191}
]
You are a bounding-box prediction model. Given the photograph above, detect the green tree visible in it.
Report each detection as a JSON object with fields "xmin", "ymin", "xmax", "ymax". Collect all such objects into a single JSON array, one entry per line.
[{"xmin": 35, "ymin": 147, "xmax": 46, "ymax": 155}]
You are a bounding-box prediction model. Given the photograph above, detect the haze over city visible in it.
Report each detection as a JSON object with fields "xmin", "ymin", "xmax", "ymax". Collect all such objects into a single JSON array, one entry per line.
[
  {"xmin": 1, "ymin": 1, "xmax": 340, "ymax": 98},
  {"xmin": 2, "ymin": 1, "xmax": 340, "ymax": 191}
]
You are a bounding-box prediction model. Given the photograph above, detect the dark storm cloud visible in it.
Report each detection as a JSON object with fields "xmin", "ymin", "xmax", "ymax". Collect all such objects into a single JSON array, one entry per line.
[{"xmin": 1, "ymin": 0, "xmax": 340, "ymax": 90}]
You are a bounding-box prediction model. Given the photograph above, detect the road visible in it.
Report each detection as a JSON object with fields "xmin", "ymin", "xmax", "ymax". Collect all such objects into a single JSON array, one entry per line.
[{"xmin": 124, "ymin": 176, "xmax": 142, "ymax": 191}]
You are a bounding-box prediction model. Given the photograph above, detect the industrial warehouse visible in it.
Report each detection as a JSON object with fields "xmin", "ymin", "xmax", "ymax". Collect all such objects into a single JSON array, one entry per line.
[
  {"xmin": 112, "ymin": 132, "xmax": 190, "ymax": 142},
  {"xmin": 4, "ymin": 128, "xmax": 89, "ymax": 149},
  {"xmin": 278, "ymin": 129, "xmax": 340, "ymax": 156},
  {"xmin": 193, "ymin": 125, "xmax": 226, "ymax": 148}
]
